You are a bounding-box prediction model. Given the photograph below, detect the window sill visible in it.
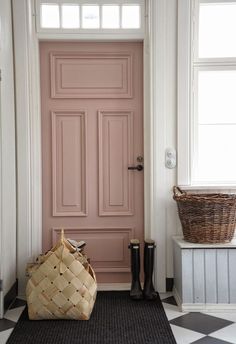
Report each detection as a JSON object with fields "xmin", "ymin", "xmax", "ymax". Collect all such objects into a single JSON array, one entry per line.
[
  {"xmin": 173, "ymin": 236, "xmax": 236, "ymax": 249},
  {"xmin": 178, "ymin": 185, "xmax": 236, "ymax": 191}
]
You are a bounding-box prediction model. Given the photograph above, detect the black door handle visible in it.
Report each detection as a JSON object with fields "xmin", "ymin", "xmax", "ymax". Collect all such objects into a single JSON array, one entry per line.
[{"xmin": 128, "ymin": 164, "xmax": 143, "ymax": 171}]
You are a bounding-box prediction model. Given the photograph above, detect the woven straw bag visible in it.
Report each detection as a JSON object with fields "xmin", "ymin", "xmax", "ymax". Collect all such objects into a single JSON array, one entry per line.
[{"xmin": 26, "ymin": 230, "xmax": 97, "ymax": 320}]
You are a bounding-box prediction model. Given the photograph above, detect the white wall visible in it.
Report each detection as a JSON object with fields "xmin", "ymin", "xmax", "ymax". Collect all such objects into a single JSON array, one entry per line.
[
  {"xmin": 0, "ymin": 0, "xmax": 17, "ymax": 311},
  {"xmin": 151, "ymin": 0, "xmax": 181, "ymax": 280},
  {"xmin": 162, "ymin": 0, "xmax": 179, "ymax": 279}
]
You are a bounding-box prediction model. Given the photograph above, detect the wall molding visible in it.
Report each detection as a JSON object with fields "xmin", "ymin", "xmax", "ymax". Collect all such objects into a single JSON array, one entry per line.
[
  {"xmin": 13, "ymin": 0, "xmax": 173, "ymax": 295},
  {"xmin": 12, "ymin": 0, "xmax": 42, "ymax": 296},
  {"xmin": 0, "ymin": 58, "xmax": 2, "ymax": 312},
  {"xmin": 97, "ymin": 283, "xmax": 131, "ymax": 291},
  {"xmin": 0, "ymin": 74, "xmax": 2, "ymax": 316},
  {"xmin": 177, "ymin": 0, "xmax": 192, "ymax": 185},
  {"xmin": 148, "ymin": 0, "xmax": 176, "ymax": 291},
  {"xmin": 0, "ymin": 0, "xmax": 17, "ymax": 315}
]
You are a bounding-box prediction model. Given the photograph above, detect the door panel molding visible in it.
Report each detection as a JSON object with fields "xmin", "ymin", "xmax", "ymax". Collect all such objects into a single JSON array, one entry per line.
[
  {"xmin": 50, "ymin": 52, "xmax": 133, "ymax": 99},
  {"xmin": 51, "ymin": 111, "xmax": 88, "ymax": 216},
  {"xmin": 52, "ymin": 227, "xmax": 135, "ymax": 273},
  {"xmin": 98, "ymin": 110, "xmax": 134, "ymax": 216}
]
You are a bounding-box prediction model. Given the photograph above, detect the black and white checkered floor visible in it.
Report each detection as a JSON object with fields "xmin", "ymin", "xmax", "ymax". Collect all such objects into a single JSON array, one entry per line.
[{"xmin": 1, "ymin": 294, "xmax": 236, "ymax": 344}]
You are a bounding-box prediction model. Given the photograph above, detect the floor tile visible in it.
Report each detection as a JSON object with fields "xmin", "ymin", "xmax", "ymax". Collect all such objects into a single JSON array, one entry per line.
[
  {"xmin": 0, "ymin": 319, "xmax": 16, "ymax": 332},
  {"xmin": 4, "ymin": 306, "xmax": 25, "ymax": 323},
  {"xmin": 205, "ymin": 312, "xmax": 236, "ymax": 323},
  {"xmin": 162, "ymin": 296, "xmax": 178, "ymax": 306},
  {"xmin": 159, "ymin": 292, "xmax": 174, "ymax": 300},
  {"xmin": 192, "ymin": 336, "xmax": 233, "ymax": 343},
  {"xmin": 163, "ymin": 302, "xmax": 187, "ymax": 321},
  {"xmin": 210, "ymin": 323, "xmax": 236, "ymax": 344},
  {"xmin": 9, "ymin": 298, "xmax": 26, "ymax": 310},
  {"xmin": 170, "ymin": 313, "xmax": 233, "ymax": 335},
  {"xmin": 170, "ymin": 324, "xmax": 205, "ymax": 344},
  {"xmin": 0, "ymin": 328, "xmax": 13, "ymax": 344}
]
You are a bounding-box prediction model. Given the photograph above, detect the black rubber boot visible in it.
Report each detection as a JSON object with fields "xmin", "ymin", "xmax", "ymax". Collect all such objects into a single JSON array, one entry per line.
[
  {"xmin": 129, "ymin": 239, "xmax": 143, "ymax": 300},
  {"xmin": 143, "ymin": 239, "xmax": 158, "ymax": 300}
]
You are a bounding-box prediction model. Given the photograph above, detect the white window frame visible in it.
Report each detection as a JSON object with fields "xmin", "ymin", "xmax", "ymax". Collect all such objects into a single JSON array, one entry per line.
[
  {"xmin": 35, "ymin": 0, "xmax": 145, "ymax": 38},
  {"xmin": 178, "ymin": 0, "xmax": 236, "ymax": 187}
]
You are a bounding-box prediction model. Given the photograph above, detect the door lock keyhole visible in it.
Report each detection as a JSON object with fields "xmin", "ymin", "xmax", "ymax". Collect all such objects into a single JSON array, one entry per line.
[{"xmin": 137, "ymin": 156, "xmax": 144, "ymax": 163}]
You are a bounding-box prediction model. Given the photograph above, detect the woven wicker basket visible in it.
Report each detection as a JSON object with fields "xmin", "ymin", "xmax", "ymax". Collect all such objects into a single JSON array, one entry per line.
[
  {"xmin": 173, "ymin": 186, "xmax": 236, "ymax": 244},
  {"xmin": 26, "ymin": 230, "xmax": 97, "ymax": 320}
]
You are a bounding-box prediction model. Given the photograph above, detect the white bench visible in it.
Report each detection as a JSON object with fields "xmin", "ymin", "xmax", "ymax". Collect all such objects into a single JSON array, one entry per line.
[{"xmin": 173, "ymin": 236, "xmax": 236, "ymax": 312}]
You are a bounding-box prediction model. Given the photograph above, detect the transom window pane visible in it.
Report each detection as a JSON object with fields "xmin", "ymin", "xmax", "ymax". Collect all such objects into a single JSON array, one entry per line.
[
  {"xmin": 62, "ymin": 4, "xmax": 80, "ymax": 28},
  {"xmin": 41, "ymin": 4, "xmax": 60, "ymax": 28},
  {"xmin": 38, "ymin": 1, "xmax": 144, "ymax": 33},
  {"xmin": 199, "ymin": 2, "xmax": 236, "ymax": 58},
  {"xmin": 82, "ymin": 5, "xmax": 100, "ymax": 29},
  {"xmin": 102, "ymin": 5, "xmax": 119, "ymax": 29},
  {"xmin": 122, "ymin": 5, "xmax": 140, "ymax": 29}
]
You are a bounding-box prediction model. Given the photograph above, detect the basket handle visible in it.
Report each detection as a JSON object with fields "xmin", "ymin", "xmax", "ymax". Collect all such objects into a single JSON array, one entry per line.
[
  {"xmin": 173, "ymin": 186, "xmax": 186, "ymax": 197},
  {"xmin": 60, "ymin": 228, "xmax": 77, "ymax": 253},
  {"xmin": 60, "ymin": 228, "xmax": 65, "ymax": 243}
]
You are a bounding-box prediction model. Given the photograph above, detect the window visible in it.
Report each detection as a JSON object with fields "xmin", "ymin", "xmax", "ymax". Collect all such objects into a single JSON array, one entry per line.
[
  {"xmin": 41, "ymin": 4, "xmax": 60, "ymax": 28},
  {"xmin": 178, "ymin": 0, "xmax": 236, "ymax": 185},
  {"xmin": 102, "ymin": 5, "xmax": 119, "ymax": 28},
  {"xmin": 82, "ymin": 5, "xmax": 100, "ymax": 28},
  {"xmin": 122, "ymin": 5, "xmax": 140, "ymax": 28},
  {"xmin": 61, "ymin": 4, "xmax": 80, "ymax": 28},
  {"xmin": 198, "ymin": 2, "xmax": 236, "ymax": 58},
  {"xmin": 36, "ymin": 0, "xmax": 144, "ymax": 34}
]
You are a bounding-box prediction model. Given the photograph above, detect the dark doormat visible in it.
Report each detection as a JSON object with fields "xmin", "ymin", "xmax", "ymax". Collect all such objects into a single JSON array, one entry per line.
[{"xmin": 7, "ymin": 291, "xmax": 176, "ymax": 344}]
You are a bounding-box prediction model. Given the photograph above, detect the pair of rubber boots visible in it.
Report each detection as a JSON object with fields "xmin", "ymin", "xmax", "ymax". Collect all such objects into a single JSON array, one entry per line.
[{"xmin": 129, "ymin": 239, "xmax": 157, "ymax": 300}]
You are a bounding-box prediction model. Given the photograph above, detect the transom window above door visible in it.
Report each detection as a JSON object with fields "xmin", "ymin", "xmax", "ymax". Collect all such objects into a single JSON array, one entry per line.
[{"xmin": 35, "ymin": 0, "xmax": 145, "ymax": 34}]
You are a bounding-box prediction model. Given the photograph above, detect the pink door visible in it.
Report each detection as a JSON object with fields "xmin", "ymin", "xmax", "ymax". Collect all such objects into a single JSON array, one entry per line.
[{"xmin": 40, "ymin": 42, "xmax": 143, "ymax": 283}]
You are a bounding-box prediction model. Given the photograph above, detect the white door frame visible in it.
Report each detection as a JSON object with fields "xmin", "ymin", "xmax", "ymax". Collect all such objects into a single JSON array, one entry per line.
[
  {"xmin": 0, "ymin": 72, "xmax": 3, "ymax": 318},
  {"xmin": 13, "ymin": 0, "xmax": 171, "ymax": 296}
]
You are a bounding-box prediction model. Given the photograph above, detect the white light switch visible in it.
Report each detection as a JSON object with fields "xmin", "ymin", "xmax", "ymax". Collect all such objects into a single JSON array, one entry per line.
[{"xmin": 165, "ymin": 148, "xmax": 176, "ymax": 169}]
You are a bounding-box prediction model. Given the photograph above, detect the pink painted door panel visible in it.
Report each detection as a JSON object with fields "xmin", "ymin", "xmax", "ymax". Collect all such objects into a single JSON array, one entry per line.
[
  {"xmin": 52, "ymin": 111, "xmax": 87, "ymax": 216},
  {"xmin": 40, "ymin": 42, "xmax": 143, "ymax": 283},
  {"xmin": 98, "ymin": 110, "xmax": 134, "ymax": 216}
]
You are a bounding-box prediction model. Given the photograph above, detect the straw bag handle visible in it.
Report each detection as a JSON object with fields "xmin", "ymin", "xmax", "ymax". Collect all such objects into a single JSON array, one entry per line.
[
  {"xmin": 173, "ymin": 186, "xmax": 186, "ymax": 197},
  {"xmin": 59, "ymin": 229, "xmax": 78, "ymax": 274},
  {"xmin": 60, "ymin": 229, "xmax": 77, "ymax": 251}
]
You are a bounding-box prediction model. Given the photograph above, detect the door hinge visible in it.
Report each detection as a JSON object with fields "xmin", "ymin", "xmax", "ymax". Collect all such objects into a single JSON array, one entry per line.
[
  {"xmin": 0, "ymin": 69, "xmax": 1, "ymax": 81},
  {"xmin": 0, "ymin": 280, "xmax": 3, "ymax": 292}
]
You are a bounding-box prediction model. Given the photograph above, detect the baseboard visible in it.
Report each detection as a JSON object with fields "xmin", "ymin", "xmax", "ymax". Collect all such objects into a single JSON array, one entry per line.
[
  {"xmin": 181, "ymin": 302, "xmax": 236, "ymax": 313},
  {"xmin": 173, "ymin": 286, "xmax": 236, "ymax": 312},
  {"xmin": 4, "ymin": 279, "xmax": 18, "ymax": 312},
  {"xmin": 166, "ymin": 278, "xmax": 174, "ymax": 292},
  {"xmin": 97, "ymin": 283, "xmax": 131, "ymax": 291},
  {"xmin": 99, "ymin": 280, "xmax": 173, "ymax": 292}
]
